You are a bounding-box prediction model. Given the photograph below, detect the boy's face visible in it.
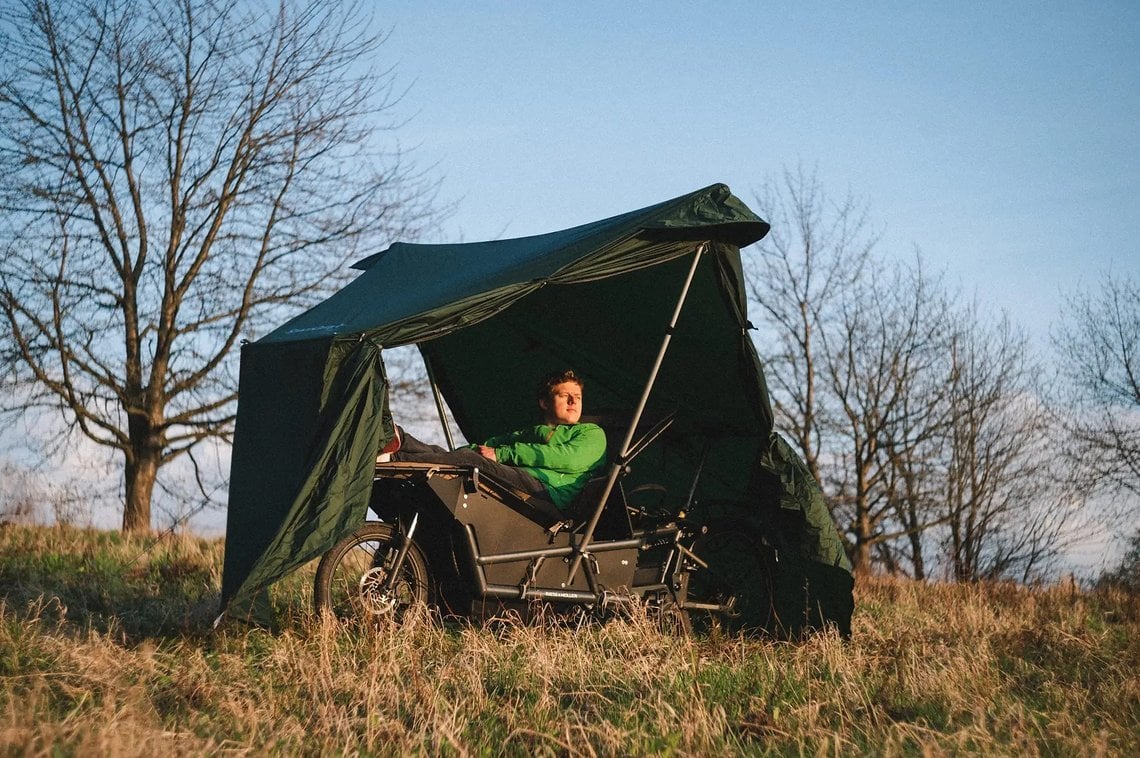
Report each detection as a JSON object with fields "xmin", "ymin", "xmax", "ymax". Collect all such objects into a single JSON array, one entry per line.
[{"xmin": 540, "ymin": 380, "xmax": 583, "ymax": 426}]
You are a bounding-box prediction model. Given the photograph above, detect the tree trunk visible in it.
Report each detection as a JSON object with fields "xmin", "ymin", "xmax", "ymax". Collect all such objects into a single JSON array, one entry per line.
[
  {"xmin": 852, "ymin": 540, "xmax": 873, "ymax": 576},
  {"xmin": 907, "ymin": 515, "xmax": 926, "ymax": 580},
  {"xmin": 852, "ymin": 501, "xmax": 873, "ymax": 576},
  {"xmin": 122, "ymin": 446, "xmax": 159, "ymax": 533}
]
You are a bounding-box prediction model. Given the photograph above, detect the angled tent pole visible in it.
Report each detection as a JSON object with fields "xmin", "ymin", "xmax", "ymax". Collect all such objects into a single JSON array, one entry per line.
[
  {"xmin": 567, "ymin": 242, "xmax": 708, "ymax": 582},
  {"xmin": 423, "ymin": 353, "xmax": 457, "ymax": 451}
]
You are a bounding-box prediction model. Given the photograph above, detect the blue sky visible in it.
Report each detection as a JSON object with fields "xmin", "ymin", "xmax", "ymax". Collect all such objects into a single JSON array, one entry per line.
[
  {"xmin": 7, "ymin": 2, "xmax": 1137, "ymax": 564},
  {"xmin": 380, "ymin": 1, "xmax": 1139, "ymax": 346},
  {"xmin": 367, "ymin": 1, "xmax": 1140, "ymax": 572}
]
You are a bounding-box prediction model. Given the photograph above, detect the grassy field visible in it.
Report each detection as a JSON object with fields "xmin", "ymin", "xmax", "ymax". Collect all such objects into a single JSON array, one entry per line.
[{"xmin": 1, "ymin": 524, "xmax": 1137, "ymax": 756}]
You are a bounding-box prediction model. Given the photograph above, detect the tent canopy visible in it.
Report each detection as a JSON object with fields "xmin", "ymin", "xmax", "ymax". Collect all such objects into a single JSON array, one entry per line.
[
  {"xmin": 220, "ymin": 184, "xmax": 848, "ymax": 623},
  {"xmin": 259, "ymin": 182, "xmax": 767, "ymax": 347}
]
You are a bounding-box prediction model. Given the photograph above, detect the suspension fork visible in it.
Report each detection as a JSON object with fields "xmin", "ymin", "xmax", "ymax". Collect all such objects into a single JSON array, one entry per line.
[{"xmin": 380, "ymin": 512, "xmax": 419, "ymax": 592}]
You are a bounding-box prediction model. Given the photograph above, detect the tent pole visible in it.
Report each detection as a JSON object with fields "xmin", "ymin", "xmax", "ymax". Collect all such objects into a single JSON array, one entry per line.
[
  {"xmin": 567, "ymin": 242, "xmax": 709, "ymax": 582},
  {"xmin": 423, "ymin": 353, "xmax": 457, "ymax": 451}
]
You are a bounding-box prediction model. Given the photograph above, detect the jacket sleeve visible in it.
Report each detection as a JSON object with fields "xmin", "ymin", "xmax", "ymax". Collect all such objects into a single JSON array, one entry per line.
[
  {"xmin": 478, "ymin": 428, "xmax": 531, "ymax": 448},
  {"xmin": 494, "ymin": 424, "xmax": 607, "ymax": 474}
]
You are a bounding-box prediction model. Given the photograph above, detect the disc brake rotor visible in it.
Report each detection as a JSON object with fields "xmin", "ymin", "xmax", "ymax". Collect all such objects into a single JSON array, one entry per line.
[{"xmin": 358, "ymin": 566, "xmax": 399, "ymax": 615}]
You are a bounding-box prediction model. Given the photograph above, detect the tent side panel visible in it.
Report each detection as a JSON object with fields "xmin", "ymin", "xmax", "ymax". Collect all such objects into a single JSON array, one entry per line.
[
  {"xmin": 758, "ymin": 433, "xmax": 855, "ymax": 635},
  {"xmin": 220, "ymin": 339, "xmax": 332, "ymax": 609},
  {"xmin": 222, "ymin": 340, "xmax": 392, "ymax": 620}
]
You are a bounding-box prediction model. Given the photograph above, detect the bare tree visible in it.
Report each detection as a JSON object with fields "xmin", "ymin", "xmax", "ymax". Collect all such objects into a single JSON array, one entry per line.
[
  {"xmin": 0, "ymin": 0, "xmax": 439, "ymax": 532},
  {"xmin": 940, "ymin": 309, "xmax": 1074, "ymax": 583},
  {"xmin": 1053, "ymin": 273, "xmax": 1140, "ymax": 503},
  {"xmin": 822, "ymin": 256, "xmax": 953, "ymax": 576},
  {"xmin": 1096, "ymin": 527, "xmax": 1140, "ymax": 593},
  {"xmin": 746, "ymin": 169, "xmax": 1091, "ymax": 582},
  {"xmin": 877, "ymin": 336, "xmax": 955, "ymax": 580},
  {"xmin": 745, "ymin": 166, "xmax": 876, "ymax": 484},
  {"xmin": 745, "ymin": 171, "xmax": 956, "ymax": 577}
]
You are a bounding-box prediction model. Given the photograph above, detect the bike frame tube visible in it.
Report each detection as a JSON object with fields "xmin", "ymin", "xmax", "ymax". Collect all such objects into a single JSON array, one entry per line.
[
  {"xmin": 683, "ymin": 443, "xmax": 711, "ymax": 512},
  {"xmin": 461, "ymin": 524, "xmax": 603, "ymax": 603},
  {"xmin": 567, "ymin": 242, "xmax": 709, "ymax": 582}
]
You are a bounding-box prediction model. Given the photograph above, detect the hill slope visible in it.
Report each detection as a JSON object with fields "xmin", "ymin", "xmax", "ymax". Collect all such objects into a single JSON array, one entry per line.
[{"xmin": 1, "ymin": 525, "xmax": 1137, "ymax": 755}]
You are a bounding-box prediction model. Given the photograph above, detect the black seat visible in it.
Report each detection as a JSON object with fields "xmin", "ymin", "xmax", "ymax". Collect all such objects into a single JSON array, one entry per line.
[
  {"xmin": 390, "ymin": 409, "xmax": 675, "ymax": 537},
  {"xmin": 580, "ymin": 407, "xmax": 676, "ymax": 469},
  {"xmin": 566, "ymin": 475, "xmax": 633, "ymax": 540}
]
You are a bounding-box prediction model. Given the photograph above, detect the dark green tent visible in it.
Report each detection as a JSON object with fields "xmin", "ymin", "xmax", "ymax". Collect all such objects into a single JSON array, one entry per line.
[{"xmin": 220, "ymin": 183, "xmax": 853, "ymax": 633}]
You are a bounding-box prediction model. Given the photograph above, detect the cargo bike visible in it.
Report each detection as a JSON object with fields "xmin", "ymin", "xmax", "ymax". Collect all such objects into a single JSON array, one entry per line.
[
  {"xmin": 220, "ymin": 185, "xmax": 853, "ymax": 636},
  {"xmin": 313, "ymin": 401, "xmax": 759, "ymax": 632}
]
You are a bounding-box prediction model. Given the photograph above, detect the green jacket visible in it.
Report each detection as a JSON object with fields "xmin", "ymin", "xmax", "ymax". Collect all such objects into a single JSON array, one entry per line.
[{"xmin": 478, "ymin": 423, "xmax": 607, "ymax": 508}]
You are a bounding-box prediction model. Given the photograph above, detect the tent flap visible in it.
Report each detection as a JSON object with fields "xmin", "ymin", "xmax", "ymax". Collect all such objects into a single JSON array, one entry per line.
[{"xmin": 697, "ymin": 432, "xmax": 855, "ymax": 636}]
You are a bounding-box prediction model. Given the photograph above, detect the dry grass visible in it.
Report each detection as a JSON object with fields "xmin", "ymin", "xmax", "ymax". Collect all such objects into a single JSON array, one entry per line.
[{"xmin": 2, "ymin": 524, "xmax": 1138, "ymax": 756}]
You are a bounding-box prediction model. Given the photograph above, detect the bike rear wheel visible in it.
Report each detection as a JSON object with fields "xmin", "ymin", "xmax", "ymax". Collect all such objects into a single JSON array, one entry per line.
[
  {"xmin": 687, "ymin": 522, "xmax": 776, "ymax": 635},
  {"xmin": 651, "ymin": 595, "xmax": 692, "ymax": 636}
]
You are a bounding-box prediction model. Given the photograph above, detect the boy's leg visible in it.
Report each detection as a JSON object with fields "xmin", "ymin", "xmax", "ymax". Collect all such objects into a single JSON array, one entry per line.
[
  {"xmin": 395, "ymin": 445, "xmax": 547, "ymax": 499},
  {"xmin": 394, "ymin": 428, "xmax": 449, "ymax": 455}
]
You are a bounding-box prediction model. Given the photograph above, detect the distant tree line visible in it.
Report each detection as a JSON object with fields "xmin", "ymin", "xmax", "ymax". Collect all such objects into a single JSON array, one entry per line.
[{"xmin": 745, "ymin": 167, "xmax": 1138, "ymax": 583}]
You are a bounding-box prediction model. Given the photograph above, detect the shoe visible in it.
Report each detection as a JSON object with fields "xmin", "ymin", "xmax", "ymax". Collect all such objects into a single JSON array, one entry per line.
[
  {"xmin": 376, "ymin": 425, "xmax": 402, "ymax": 464},
  {"xmin": 381, "ymin": 425, "xmax": 402, "ymax": 454}
]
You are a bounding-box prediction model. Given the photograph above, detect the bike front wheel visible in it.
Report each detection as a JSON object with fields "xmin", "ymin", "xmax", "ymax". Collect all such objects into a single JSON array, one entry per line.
[{"xmin": 314, "ymin": 522, "xmax": 431, "ymax": 622}]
